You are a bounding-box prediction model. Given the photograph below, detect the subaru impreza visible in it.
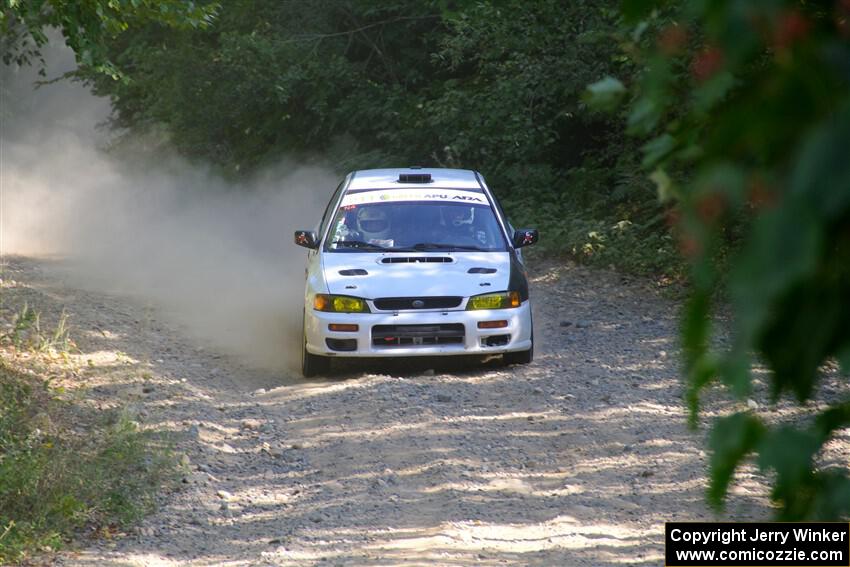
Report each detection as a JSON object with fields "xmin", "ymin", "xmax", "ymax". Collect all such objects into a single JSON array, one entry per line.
[{"xmin": 294, "ymin": 168, "xmax": 538, "ymax": 376}]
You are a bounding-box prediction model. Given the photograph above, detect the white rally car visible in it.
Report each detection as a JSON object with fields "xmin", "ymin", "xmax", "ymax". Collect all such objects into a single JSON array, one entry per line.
[{"xmin": 294, "ymin": 168, "xmax": 538, "ymax": 377}]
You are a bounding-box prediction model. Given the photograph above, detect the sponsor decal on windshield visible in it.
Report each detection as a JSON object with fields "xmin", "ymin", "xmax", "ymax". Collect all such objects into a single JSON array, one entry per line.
[{"xmin": 341, "ymin": 188, "xmax": 486, "ymax": 207}]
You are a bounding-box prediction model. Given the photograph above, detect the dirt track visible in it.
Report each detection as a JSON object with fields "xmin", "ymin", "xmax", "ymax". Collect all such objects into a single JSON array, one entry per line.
[{"xmin": 1, "ymin": 255, "xmax": 776, "ymax": 566}]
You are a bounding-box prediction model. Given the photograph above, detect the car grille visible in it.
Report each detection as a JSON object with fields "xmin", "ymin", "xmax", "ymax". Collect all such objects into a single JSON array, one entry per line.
[
  {"xmin": 372, "ymin": 324, "xmax": 465, "ymax": 347},
  {"xmin": 373, "ymin": 296, "xmax": 463, "ymax": 311}
]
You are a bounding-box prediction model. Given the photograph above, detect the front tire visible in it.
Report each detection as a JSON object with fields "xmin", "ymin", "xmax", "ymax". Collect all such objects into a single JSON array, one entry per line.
[
  {"xmin": 504, "ymin": 332, "xmax": 533, "ymax": 365},
  {"xmin": 302, "ymin": 314, "xmax": 330, "ymax": 377}
]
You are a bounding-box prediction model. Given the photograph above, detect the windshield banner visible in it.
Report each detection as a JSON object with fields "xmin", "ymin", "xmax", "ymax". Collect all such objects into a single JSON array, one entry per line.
[{"xmin": 340, "ymin": 188, "xmax": 487, "ymax": 207}]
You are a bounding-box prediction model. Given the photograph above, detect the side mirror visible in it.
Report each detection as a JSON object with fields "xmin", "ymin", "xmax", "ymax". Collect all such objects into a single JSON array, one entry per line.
[
  {"xmin": 512, "ymin": 228, "xmax": 539, "ymax": 248},
  {"xmin": 294, "ymin": 230, "xmax": 319, "ymax": 249}
]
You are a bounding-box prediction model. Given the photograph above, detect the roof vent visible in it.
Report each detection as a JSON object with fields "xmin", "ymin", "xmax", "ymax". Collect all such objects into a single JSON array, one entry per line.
[{"xmin": 398, "ymin": 173, "xmax": 432, "ymax": 183}]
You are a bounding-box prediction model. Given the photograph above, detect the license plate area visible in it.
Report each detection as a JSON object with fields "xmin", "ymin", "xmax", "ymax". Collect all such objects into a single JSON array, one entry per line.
[{"xmin": 372, "ymin": 324, "xmax": 465, "ymax": 347}]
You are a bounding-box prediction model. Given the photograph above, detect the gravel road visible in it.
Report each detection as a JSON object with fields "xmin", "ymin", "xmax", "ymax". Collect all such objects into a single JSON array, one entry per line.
[{"xmin": 2, "ymin": 255, "xmax": 777, "ymax": 566}]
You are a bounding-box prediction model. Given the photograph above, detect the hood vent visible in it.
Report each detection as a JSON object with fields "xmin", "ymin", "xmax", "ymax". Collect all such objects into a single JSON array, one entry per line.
[
  {"xmin": 339, "ymin": 269, "xmax": 368, "ymax": 276},
  {"xmin": 381, "ymin": 256, "xmax": 454, "ymax": 264},
  {"xmin": 468, "ymin": 267, "xmax": 497, "ymax": 274}
]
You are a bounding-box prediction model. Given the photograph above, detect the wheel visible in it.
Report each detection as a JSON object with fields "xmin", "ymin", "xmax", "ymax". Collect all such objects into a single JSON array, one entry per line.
[
  {"xmin": 504, "ymin": 332, "xmax": 533, "ymax": 365},
  {"xmin": 302, "ymin": 336, "xmax": 330, "ymax": 377},
  {"xmin": 302, "ymin": 314, "xmax": 330, "ymax": 377}
]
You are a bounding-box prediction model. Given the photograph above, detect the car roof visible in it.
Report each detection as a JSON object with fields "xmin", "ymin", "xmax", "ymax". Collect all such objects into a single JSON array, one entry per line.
[{"xmin": 347, "ymin": 168, "xmax": 484, "ymax": 192}]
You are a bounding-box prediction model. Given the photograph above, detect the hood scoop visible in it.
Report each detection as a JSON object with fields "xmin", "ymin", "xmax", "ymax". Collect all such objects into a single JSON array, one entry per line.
[
  {"xmin": 381, "ymin": 256, "xmax": 454, "ymax": 264},
  {"xmin": 468, "ymin": 267, "xmax": 497, "ymax": 274},
  {"xmin": 339, "ymin": 269, "xmax": 368, "ymax": 276}
]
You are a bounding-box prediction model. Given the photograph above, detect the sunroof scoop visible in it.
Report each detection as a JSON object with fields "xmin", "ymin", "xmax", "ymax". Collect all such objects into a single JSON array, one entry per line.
[{"xmin": 398, "ymin": 172, "xmax": 432, "ymax": 183}]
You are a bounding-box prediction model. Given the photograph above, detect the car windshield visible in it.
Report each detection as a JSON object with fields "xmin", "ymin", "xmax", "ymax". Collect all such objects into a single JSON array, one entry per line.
[{"xmin": 326, "ymin": 198, "xmax": 507, "ymax": 252}]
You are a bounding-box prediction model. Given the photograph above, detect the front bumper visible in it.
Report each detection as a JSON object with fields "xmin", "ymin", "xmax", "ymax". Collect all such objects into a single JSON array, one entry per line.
[{"xmin": 304, "ymin": 302, "xmax": 532, "ymax": 357}]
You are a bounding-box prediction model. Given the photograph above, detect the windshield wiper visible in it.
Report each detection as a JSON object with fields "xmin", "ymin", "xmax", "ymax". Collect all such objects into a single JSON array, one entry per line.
[{"xmin": 332, "ymin": 240, "xmax": 387, "ymax": 251}]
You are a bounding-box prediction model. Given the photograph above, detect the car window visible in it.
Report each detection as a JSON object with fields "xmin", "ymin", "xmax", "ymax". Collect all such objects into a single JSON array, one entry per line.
[
  {"xmin": 325, "ymin": 193, "xmax": 508, "ymax": 252},
  {"xmin": 487, "ymin": 190, "xmax": 515, "ymax": 239},
  {"xmin": 317, "ymin": 180, "xmax": 345, "ymax": 243}
]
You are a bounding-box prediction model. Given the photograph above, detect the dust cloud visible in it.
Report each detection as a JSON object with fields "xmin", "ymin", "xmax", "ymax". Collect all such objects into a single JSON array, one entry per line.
[{"xmin": 0, "ymin": 40, "xmax": 331, "ymax": 372}]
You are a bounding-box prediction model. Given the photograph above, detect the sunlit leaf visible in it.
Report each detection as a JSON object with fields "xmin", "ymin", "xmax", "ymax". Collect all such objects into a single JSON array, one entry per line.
[
  {"xmin": 649, "ymin": 167, "xmax": 675, "ymax": 202},
  {"xmin": 583, "ymin": 76, "xmax": 626, "ymax": 112}
]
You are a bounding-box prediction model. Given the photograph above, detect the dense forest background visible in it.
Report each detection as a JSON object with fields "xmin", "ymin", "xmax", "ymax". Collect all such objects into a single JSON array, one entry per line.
[{"xmin": 65, "ymin": 0, "xmax": 677, "ymax": 275}]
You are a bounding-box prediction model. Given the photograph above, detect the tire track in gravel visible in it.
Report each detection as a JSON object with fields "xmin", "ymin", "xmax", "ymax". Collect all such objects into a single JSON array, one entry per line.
[{"xmin": 1, "ymin": 255, "xmax": 777, "ymax": 566}]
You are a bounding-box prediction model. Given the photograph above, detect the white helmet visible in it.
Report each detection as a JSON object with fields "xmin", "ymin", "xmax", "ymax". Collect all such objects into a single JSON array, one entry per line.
[
  {"xmin": 357, "ymin": 206, "xmax": 391, "ymax": 240},
  {"xmin": 442, "ymin": 205, "xmax": 474, "ymax": 227}
]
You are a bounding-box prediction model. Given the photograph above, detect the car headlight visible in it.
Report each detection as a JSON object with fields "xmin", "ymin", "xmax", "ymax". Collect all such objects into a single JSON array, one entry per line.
[
  {"xmin": 313, "ymin": 294, "xmax": 371, "ymax": 313},
  {"xmin": 466, "ymin": 291, "xmax": 521, "ymax": 310}
]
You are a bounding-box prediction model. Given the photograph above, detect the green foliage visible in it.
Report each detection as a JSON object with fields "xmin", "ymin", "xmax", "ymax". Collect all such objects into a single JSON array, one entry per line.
[
  {"xmin": 83, "ymin": 1, "xmax": 619, "ymax": 171},
  {"xmin": 616, "ymin": 1, "xmax": 850, "ymax": 518},
  {"xmin": 74, "ymin": 0, "xmax": 682, "ymax": 278},
  {"xmin": 0, "ymin": 363, "xmax": 175, "ymax": 563},
  {"xmin": 0, "ymin": 0, "xmax": 219, "ymax": 77},
  {"xmin": 81, "ymin": 1, "xmax": 443, "ymax": 168},
  {"xmin": 708, "ymin": 412, "xmax": 765, "ymax": 507},
  {"xmin": 502, "ymin": 146, "xmax": 683, "ymax": 277},
  {"xmin": 64, "ymin": 0, "xmax": 687, "ymax": 275}
]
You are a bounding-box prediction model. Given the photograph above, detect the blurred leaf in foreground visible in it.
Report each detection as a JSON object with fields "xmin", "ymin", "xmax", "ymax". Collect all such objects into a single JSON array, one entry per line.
[{"xmin": 618, "ymin": 0, "xmax": 850, "ymax": 519}]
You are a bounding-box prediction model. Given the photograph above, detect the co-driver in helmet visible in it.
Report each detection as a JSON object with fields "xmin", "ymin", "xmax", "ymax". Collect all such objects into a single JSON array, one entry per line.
[{"xmin": 437, "ymin": 205, "xmax": 477, "ymax": 245}]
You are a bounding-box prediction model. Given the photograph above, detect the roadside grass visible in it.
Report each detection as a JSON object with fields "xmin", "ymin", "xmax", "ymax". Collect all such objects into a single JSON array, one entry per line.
[
  {"xmin": 4, "ymin": 302, "xmax": 73, "ymax": 354},
  {"xmin": 0, "ymin": 303, "xmax": 177, "ymax": 564}
]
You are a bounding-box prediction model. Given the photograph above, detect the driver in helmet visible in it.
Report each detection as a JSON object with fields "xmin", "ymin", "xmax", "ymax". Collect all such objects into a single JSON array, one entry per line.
[
  {"xmin": 443, "ymin": 205, "xmax": 473, "ymax": 228},
  {"xmin": 356, "ymin": 206, "xmax": 393, "ymax": 246},
  {"xmin": 438, "ymin": 205, "xmax": 477, "ymax": 244}
]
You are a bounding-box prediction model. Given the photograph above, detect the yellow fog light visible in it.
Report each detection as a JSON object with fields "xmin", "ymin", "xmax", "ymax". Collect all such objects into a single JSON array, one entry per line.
[
  {"xmin": 466, "ymin": 291, "xmax": 521, "ymax": 310},
  {"xmin": 314, "ymin": 294, "xmax": 370, "ymax": 313}
]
